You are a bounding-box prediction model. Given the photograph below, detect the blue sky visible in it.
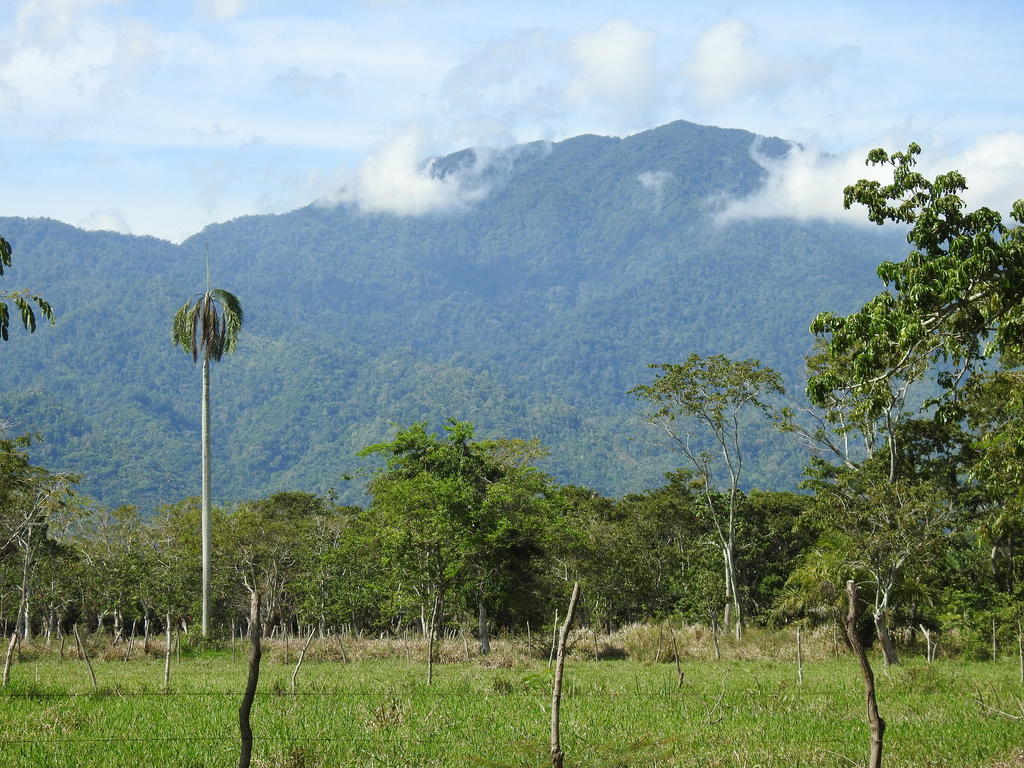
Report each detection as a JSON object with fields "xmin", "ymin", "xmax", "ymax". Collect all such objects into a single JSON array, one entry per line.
[{"xmin": 1, "ymin": 0, "xmax": 1022, "ymax": 241}]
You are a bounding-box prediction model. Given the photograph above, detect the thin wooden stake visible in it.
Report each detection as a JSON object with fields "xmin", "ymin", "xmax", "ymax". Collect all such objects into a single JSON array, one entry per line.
[
  {"xmin": 671, "ymin": 632, "xmax": 684, "ymax": 688},
  {"xmin": 290, "ymin": 627, "xmax": 315, "ymax": 694},
  {"xmin": 427, "ymin": 593, "xmax": 440, "ymax": 686},
  {"xmin": 796, "ymin": 624, "xmax": 804, "ymax": 686},
  {"xmin": 123, "ymin": 621, "xmax": 136, "ymax": 662},
  {"xmin": 1017, "ymin": 618, "xmax": 1023, "ymax": 686},
  {"xmin": 2, "ymin": 632, "xmax": 17, "ymax": 686},
  {"xmin": 73, "ymin": 625, "xmax": 97, "ymax": 692},
  {"xmin": 550, "ymin": 582, "xmax": 581, "ymax": 768},
  {"xmin": 238, "ymin": 590, "xmax": 262, "ymax": 768},
  {"xmin": 548, "ymin": 609, "xmax": 559, "ymax": 670},
  {"xmin": 846, "ymin": 581, "xmax": 884, "ymax": 768},
  {"xmin": 163, "ymin": 613, "xmax": 172, "ymax": 691},
  {"xmin": 337, "ymin": 632, "xmax": 349, "ymax": 664}
]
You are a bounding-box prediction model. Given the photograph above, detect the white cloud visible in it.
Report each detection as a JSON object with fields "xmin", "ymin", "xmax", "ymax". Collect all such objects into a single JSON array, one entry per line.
[
  {"xmin": 638, "ymin": 170, "xmax": 673, "ymax": 193},
  {"xmin": 329, "ymin": 128, "xmax": 491, "ymax": 216},
  {"xmin": 3, "ymin": 2, "xmax": 158, "ymax": 119},
  {"xmin": 14, "ymin": 0, "xmax": 120, "ymax": 52},
  {"xmin": 953, "ymin": 133, "xmax": 1024, "ymax": 216},
  {"xmin": 77, "ymin": 208, "xmax": 132, "ymax": 234},
  {"xmin": 566, "ymin": 21, "xmax": 656, "ymax": 111},
  {"xmin": 714, "ymin": 143, "xmax": 877, "ymax": 225},
  {"xmin": 687, "ymin": 20, "xmax": 786, "ymax": 108},
  {"xmin": 438, "ymin": 29, "xmax": 567, "ymax": 148},
  {"xmin": 196, "ymin": 0, "xmax": 246, "ymax": 21},
  {"xmin": 715, "ymin": 134, "xmax": 1024, "ymax": 226},
  {"xmin": 271, "ymin": 67, "xmax": 347, "ymax": 103},
  {"xmin": 637, "ymin": 170, "xmax": 674, "ymax": 211}
]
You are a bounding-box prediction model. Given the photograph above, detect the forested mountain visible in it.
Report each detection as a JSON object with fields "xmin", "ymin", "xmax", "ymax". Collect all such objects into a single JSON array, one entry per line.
[{"xmin": 0, "ymin": 120, "xmax": 903, "ymax": 509}]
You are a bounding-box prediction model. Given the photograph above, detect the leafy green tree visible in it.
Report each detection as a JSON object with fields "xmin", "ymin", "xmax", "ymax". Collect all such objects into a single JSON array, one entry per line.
[
  {"xmin": 360, "ymin": 420, "xmax": 550, "ymax": 646},
  {"xmin": 801, "ymin": 144, "xmax": 1021, "ymax": 663},
  {"xmin": 958, "ymin": 372, "xmax": 1024, "ymax": 600},
  {"xmin": 803, "ymin": 460, "xmax": 950, "ymax": 664},
  {"xmin": 146, "ymin": 498, "xmax": 203, "ymax": 635},
  {"xmin": 631, "ymin": 354, "xmax": 783, "ymax": 636},
  {"xmin": 171, "ymin": 286, "xmax": 244, "ymax": 637},
  {"xmin": 71, "ymin": 504, "xmax": 148, "ymax": 641},
  {"xmin": 808, "ymin": 143, "xmax": 1024, "ymax": 410},
  {"xmin": 0, "ymin": 236, "xmax": 53, "ymax": 342},
  {"xmin": 0, "ymin": 434, "xmax": 78, "ymax": 640}
]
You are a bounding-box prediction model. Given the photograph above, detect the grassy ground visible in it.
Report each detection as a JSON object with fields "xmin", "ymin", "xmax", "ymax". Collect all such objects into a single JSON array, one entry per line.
[{"xmin": 1, "ymin": 630, "xmax": 1023, "ymax": 767}]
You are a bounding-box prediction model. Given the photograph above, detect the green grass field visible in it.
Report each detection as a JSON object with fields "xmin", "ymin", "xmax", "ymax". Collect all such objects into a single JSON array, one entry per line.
[{"xmin": 1, "ymin": 634, "xmax": 1022, "ymax": 767}]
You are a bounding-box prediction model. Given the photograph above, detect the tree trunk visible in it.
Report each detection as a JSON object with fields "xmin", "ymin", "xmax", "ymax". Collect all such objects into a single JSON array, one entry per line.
[
  {"xmin": 724, "ymin": 541, "xmax": 741, "ymax": 640},
  {"xmin": 873, "ymin": 610, "xmax": 899, "ymax": 666},
  {"xmin": 846, "ymin": 581, "xmax": 885, "ymax": 768},
  {"xmin": 45, "ymin": 606, "xmax": 55, "ymax": 646},
  {"xmin": 17, "ymin": 544, "xmax": 32, "ymax": 642},
  {"xmin": 478, "ymin": 602, "xmax": 490, "ymax": 655},
  {"xmin": 238, "ymin": 590, "xmax": 262, "ymax": 768},
  {"xmin": 722, "ymin": 546, "xmax": 732, "ymax": 633},
  {"xmin": 201, "ymin": 356, "xmax": 212, "ymax": 638},
  {"xmin": 164, "ymin": 613, "xmax": 172, "ymax": 690}
]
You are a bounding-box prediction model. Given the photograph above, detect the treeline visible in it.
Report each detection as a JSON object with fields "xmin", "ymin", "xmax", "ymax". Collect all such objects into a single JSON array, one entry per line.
[
  {"xmin": 1, "ymin": 411, "xmax": 1021, "ymax": 663},
  {"xmin": 0, "ymin": 422, "xmax": 808, "ymax": 643}
]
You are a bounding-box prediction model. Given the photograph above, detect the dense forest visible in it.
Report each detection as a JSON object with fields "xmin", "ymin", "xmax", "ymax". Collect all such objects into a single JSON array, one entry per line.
[
  {"xmin": 3, "ymin": 132, "xmax": 1024, "ymax": 667},
  {"xmin": 0, "ymin": 120, "xmax": 904, "ymax": 509}
]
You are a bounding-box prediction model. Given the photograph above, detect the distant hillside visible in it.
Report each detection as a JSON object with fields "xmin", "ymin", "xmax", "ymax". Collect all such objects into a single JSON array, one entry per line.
[{"xmin": 0, "ymin": 120, "xmax": 902, "ymax": 509}]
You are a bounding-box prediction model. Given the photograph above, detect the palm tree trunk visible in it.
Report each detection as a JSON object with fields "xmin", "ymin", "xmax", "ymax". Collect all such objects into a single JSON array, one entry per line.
[{"xmin": 201, "ymin": 356, "xmax": 212, "ymax": 638}]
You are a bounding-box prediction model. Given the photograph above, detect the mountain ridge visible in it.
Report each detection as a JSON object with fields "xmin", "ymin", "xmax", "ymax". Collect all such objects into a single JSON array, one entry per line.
[{"xmin": 0, "ymin": 119, "xmax": 902, "ymax": 510}]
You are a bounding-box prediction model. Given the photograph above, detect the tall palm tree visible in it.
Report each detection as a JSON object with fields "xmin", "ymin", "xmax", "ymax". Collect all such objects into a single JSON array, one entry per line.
[{"xmin": 171, "ymin": 287, "xmax": 243, "ymax": 637}]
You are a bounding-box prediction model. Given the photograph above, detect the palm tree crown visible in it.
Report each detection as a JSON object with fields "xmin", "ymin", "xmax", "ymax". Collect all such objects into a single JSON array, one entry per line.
[{"xmin": 171, "ymin": 288, "xmax": 244, "ymax": 362}]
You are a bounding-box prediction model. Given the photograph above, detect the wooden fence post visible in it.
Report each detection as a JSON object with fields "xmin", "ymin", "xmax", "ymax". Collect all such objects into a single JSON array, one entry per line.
[
  {"xmin": 291, "ymin": 628, "xmax": 315, "ymax": 694},
  {"xmin": 845, "ymin": 580, "xmax": 884, "ymax": 768},
  {"xmin": 550, "ymin": 582, "xmax": 581, "ymax": 768},
  {"xmin": 427, "ymin": 593, "xmax": 440, "ymax": 685},
  {"xmin": 238, "ymin": 589, "xmax": 262, "ymax": 768},
  {"xmin": 2, "ymin": 632, "xmax": 17, "ymax": 686},
  {"xmin": 73, "ymin": 625, "xmax": 97, "ymax": 692},
  {"xmin": 671, "ymin": 632, "xmax": 684, "ymax": 688}
]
